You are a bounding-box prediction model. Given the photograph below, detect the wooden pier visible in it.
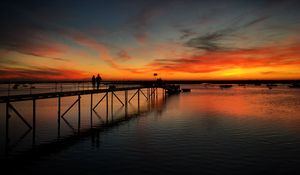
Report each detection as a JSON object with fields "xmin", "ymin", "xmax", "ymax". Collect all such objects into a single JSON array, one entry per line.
[{"xmin": 0, "ymin": 81, "xmax": 180, "ymax": 153}]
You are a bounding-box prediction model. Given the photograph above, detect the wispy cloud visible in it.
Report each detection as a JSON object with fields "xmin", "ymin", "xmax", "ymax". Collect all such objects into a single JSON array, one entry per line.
[
  {"xmin": 116, "ymin": 50, "xmax": 132, "ymax": 61},
  {"xmin": 57, "ymin": 29, "xmax": 120, "ymax": 66},
  {"xmin": 0, "ymin": 23, "xmax": 70, "ymax": 61},
  {"xmin": 57, "ymin": 29, "xmax": 150, "ymax": 74},
  {"xmin": 0, "ymin": 66, "xmax": 89, "ymax": 80},
  {"xmin": 0, "ymin": 1, "xmax": 73, "ymax": 61},
  {"xmin": 179, "ymin": 29, "xmax": 197, "ymax": 40},
  {"xmin": 127, "ymin": 0, "xmax": 172, "ymax": 44},
  {"xmin": 242, "ymin": 16, "xmax": 269, "ymax": 28},
  {"xmin": 185, "ymin": 16, "xmax": 269, "ymax": 51},
  {"xmin": 149, "ymin": 44, "xmax": 300, "ymax": 74}
]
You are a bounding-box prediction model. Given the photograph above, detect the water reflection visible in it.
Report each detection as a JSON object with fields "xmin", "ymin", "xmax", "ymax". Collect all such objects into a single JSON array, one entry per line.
[
  {"xmin": 174, "ymin": 88, "xmax": 298, "ymax": 117},
  {"xmin": 1, "ymin": 86, "xmax": 300, "ymax": 174},
  {"xmin": 167, "ymin": 87, "xmax": 300, "ymax": 134}
]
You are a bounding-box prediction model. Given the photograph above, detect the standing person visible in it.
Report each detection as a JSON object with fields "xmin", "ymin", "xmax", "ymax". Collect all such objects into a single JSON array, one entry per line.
[
  {"xmin": 96, "ymin": 74, "xmax": 102, "ymax": 89},
  {"xmin": 92, "ymin": 75, "xmax": 96, "ymax": 89}
]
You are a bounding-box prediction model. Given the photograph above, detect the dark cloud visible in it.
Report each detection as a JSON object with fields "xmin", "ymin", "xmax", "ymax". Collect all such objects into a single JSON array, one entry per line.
[
  {"xmin": 155, "ymin": 58, "xmax": 200, "ymax": 64},
  {"xmin": 117, "ymin": 50, "xmax": 132, "ymax": 61},
  {"xmin": 149, "ymin": 43, "xmax": 300, "ymax": 74},
  {"xmin": 0, "ymin": 0, "xmax": 71, "ymax": 60},
  {"xmin": 242, "ymin": 16, "xmax": 269, "ymax": 28},
  {"xmin": 185, "ymin": 32, "xmax": 228, "ymax": 51},
  {"xmin": 127, "ymin": 0, "xmax": 174, "ymax": 43},
  {"xmin": 179, "ymin": 29, "xmax": 197, "ymax": 40},
  {"xmin": 4, "ymin": 42, "xmax": 69, "ymax": 61},
  {"xmin": 0, "ymin": 66, "xmax": 88, "ymax": 80},
  {"xmin": 184, "ymin": 16, "xmax": 269, "ymax": 51},
  {"xmin": 13, "ymin": 48, "xmax": 68, "ymax": 62}
]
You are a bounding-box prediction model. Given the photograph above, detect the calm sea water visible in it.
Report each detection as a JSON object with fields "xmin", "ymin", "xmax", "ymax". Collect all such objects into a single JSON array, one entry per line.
[{"xmin": 1, "ymin": 84, "xmax": 300, "ymax": 174}]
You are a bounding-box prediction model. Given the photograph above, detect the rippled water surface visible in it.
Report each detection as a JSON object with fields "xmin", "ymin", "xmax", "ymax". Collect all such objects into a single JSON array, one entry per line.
[{"xmin": 1, "ymin": 85, "xmax": 300, "ymax": 174}]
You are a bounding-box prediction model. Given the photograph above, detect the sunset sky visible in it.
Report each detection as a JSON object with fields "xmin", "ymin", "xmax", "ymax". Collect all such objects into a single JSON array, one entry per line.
[{"xmin": 0, "ymin": 0, "xmax": 300, "ymax": 80}]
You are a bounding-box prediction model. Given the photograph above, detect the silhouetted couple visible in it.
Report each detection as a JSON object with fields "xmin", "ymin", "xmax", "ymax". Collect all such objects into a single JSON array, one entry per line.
[{"xmin": 92, "ymin": 74, "xmax": 102, "ymax": 89}]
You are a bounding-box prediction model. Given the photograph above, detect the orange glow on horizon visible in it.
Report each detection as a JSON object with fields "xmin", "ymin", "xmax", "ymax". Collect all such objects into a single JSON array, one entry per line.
[{"xmin": 1, "ymin": 34, "xmax": 300, "ymax": 81}]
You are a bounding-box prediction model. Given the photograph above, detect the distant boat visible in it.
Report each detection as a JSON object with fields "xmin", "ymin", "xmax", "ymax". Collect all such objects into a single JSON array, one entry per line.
[
  {"xmin": 266, "ymin": 84, "xmax": 277, "ymax": 89},
  {"xmin": 219, "ymin": 85, "xmax": 232, "ymax": 89},
  {"xmin": 12, "ymin": 84, "xmax": 20, "ymax": 89},
  {"xmin": 181, "ymin": 88, "xmax": 191, "ymax": 92},
  {"xmin": 288, "ymin": 83, "xmax": 300, "ymax": 88},
  {"xmin": 166, "ymin": 85, "xmax": 181, "ymax": 95}
]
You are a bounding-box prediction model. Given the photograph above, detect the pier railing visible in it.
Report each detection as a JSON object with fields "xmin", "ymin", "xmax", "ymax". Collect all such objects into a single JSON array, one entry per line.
[{"xmin": 0, "ymin": 81, "xmax": 145, "ymax": 97}]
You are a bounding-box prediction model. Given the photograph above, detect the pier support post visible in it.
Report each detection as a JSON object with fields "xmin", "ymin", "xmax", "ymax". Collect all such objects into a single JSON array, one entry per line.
[
  {"xmin": 78, "ymin": 95, "xmax": 81, "ymax": 134},
  {"xmin": 125, "ymin": 90, "xmax": 128, "ymax": 117},
  {"xmin": 59, "ymin": 97, "xmax": 81, "ymax": 133},
  {"xmin": 112, "ymin": 92, "xmax": 124, "ymax": 106},
  {"xmin": 6, "ymin": 103, "xmax": 32, "ymax": 129},
  {"xmin": 128, "ymin": 89, "xmax": 139, "ymax": 103},
  {"xmin": 5, "ymin": 102, "xmax": 33, "ymax": 152},
  {"xmin": 151, "ymin": 88, "xmax": 155, "ymax": 99},
  {"xmin": 5, "ymin": 102, "xmax": 9, "ymax": 152},
  {"xmin": 106, "ymin": 92, "xmax": 108, "ymax": 123},
  {"xmin": 93, "ymin": 93, "xmax": 107, "ymax": 110},
  {"xmin": 58, "ymin": 96, "xmax": 61, "ymax": 139},
  {"xmin": 138, "ymin": 89, "xmax": 140, "ymax": 113},
  {"xmin": 147, "ymin": 88, "xmax": 151, "ymax": 110},
  {"xmin": 111, "ymin": 91, "xmax": 113, "ymax": 119},
  {"xmin": 33, "ymin": 99, "xmax": 36, "ymax": 145},
  {"xmin": 90, "ymin": 93, "xmax": 93, "ymax": 128},
  {"xmin": 139, "ymin": 89, "xmax": 148, "ymax": 101}
]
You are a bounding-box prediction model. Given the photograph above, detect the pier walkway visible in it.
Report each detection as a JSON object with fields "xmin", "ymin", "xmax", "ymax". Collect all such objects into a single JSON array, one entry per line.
[{"xmin": 0, "ymin": 81, "xmax": 181, "ymax": 154}]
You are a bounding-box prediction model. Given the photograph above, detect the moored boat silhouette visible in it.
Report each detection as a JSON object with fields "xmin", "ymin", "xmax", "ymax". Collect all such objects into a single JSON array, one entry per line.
[
  {"xmin": 181, "ymin": 88, "xmax": 191, "ymax": 92},
  {"xmin": 266, "ymin": 84, "xmax": 277, "ymax": 89},
  {"xmin": 219, "ymin": 85, "xmax": 232, "ymax": 89},
  {"xmin": 288, "ymin": 83, "xmax": 300, "ymax": 88}
]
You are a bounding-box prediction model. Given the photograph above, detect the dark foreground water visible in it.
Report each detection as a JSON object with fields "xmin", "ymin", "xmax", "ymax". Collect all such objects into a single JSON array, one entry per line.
[{"xmin": 1, "ymin": 84, "xmax": 300, "ymax": 174}]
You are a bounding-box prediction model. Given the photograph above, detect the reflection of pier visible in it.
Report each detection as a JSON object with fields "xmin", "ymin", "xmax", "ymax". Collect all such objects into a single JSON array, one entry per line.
[
  {"xmin": 0, "ymin": 82, "xmax": 173, "ymax": 154},
  {"xmin": 8, "ymin": 97, "xmax": 167, "ymax": 160}
]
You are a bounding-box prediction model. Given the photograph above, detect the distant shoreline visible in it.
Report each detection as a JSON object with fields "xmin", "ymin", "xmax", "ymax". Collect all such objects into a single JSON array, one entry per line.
[{"xmin": 0, "ymin": 79, "xmax": 299, "ymax": 84}]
